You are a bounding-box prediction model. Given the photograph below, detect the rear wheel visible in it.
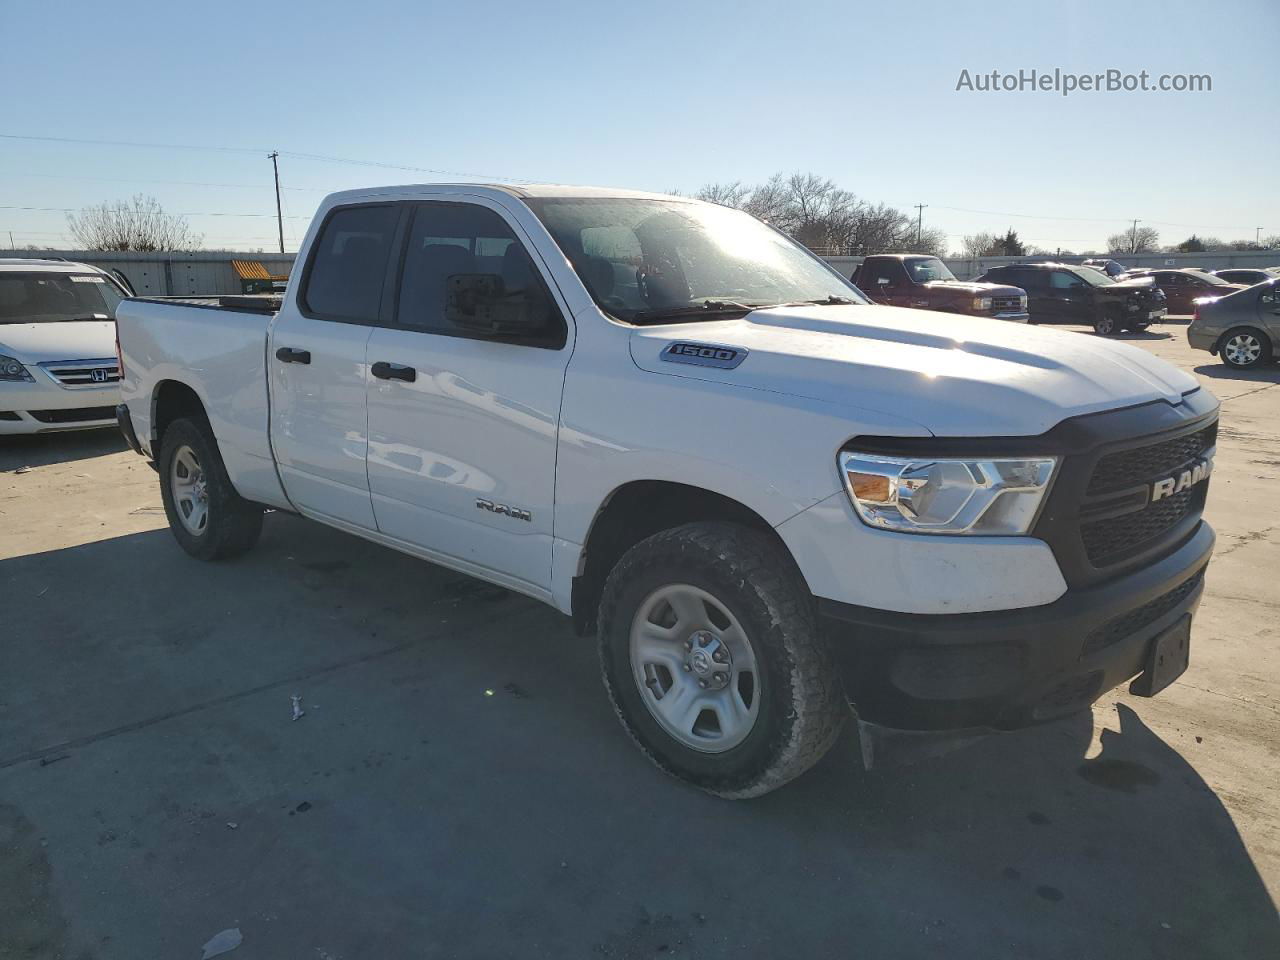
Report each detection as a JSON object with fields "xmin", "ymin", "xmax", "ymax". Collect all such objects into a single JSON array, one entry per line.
[
  {"xmin": 598, "ymin": 522, "xmax": 847, "ymax": 798},
  {"xmin": 1219, "ymin": 328, "xmax": 1272, "ymax": 370},
  {"xmin": 158, "ymin": 417, "xmax": 263, "ymax": 560}
]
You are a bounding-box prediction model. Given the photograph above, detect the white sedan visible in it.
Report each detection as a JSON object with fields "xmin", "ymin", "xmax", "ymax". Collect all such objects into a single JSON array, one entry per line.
[{"xmin": 0, "ymin": 259, "xmax": 129, "ymax": 434}]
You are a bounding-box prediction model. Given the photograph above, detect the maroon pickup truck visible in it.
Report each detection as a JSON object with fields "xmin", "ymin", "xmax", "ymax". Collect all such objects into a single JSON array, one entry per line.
[{"xmin": 852, "ymin": 254, "xmax": 1029, "ymax": 322}]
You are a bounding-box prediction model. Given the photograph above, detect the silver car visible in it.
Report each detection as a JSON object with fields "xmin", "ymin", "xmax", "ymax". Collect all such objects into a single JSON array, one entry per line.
[{"xmin": 1187, "ymin": 277, "xmax": 1280, "ymax": 370}]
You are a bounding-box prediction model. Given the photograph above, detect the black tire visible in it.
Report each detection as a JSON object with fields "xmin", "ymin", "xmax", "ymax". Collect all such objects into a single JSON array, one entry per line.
[
  {"xmin": 1218, "ymin": 327, "xmax": 1273, "ymax": 370},
  {"xmin": 598, "ymin": 522, "xmax": 847, "ymax": 798},
  {"xmin": 1093, "ymin": 308, "xmax": 1122, "ymax": 336},
  {"xmin": 1126, "ymin": 322, "xmax": 1151, "ymax": 333},
  {"xmin": 157, "ymin": 417, "xmax": 263, "ymax": 561}
]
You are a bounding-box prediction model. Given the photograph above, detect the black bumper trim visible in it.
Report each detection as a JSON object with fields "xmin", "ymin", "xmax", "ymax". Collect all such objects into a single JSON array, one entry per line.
[
  {"xmin": 116, "ymin": 403, "xmax": 144, "ymax": 455},
  {"xmin": 819, "ymin": 522, "xmax": 1214, "ymax": 732}
]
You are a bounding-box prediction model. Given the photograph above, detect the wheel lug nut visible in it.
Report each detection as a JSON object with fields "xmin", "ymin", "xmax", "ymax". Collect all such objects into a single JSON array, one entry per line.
[
  {"xmin": 713, "ymin": 673, "xmax": 726, "ymax": 684},
  {"xmin": 684, "ymin": 640, "xmax": 693, "ymax": 650},
  {"xmin": 698, "ymin": 679, "xmax": 708, "ymax": 689},
  {"xmin": 682, "ymin": 664, "xmax": 691, "ymax": 672}
]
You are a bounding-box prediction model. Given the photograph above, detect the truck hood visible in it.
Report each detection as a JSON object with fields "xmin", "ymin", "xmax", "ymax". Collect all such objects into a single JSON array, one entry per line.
[
  {"xmin": 629, "ymin": 304, "xmax": 1200, "ymax": 437},
  {"xmin": 920, "ymin": 280, "xmax": 1023, "ymax": 297},
  {"xmin": 0, "ymin": 320, "xmax": 117, "ymax": 363}
]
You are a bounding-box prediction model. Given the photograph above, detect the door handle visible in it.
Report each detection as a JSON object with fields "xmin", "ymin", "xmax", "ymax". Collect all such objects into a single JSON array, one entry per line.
[
  {"xmin": 275, "ymin": 346, "xmax": 311, "ymax": 364},
  {"xmin": 371, "ymin": 361, "xmax": 417, "ymax": 383}
]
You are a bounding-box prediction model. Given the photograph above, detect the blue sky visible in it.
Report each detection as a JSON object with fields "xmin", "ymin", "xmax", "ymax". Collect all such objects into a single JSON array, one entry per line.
[{"xmin": 1, "ymin": 0, "xmax": 1275, "ymax": 253}]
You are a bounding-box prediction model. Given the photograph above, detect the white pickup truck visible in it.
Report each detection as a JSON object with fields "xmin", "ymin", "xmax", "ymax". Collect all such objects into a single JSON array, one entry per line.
[{"xmin": 116, "ymin": 183, "xmax": 1218, "ymax": 797}]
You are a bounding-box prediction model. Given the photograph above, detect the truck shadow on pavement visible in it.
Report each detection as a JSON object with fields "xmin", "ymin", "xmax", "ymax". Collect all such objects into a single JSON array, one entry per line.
[
  {"xmin": 1193, "ymin": 362, "xmax": 1280, "ymax": 385},
  {"xmin": 1, "ymin": 516, "xmax": 1276, "ymax": 959},
  {"xmin": 0, "ymin": 429, "xmax": 127, "ymax": 471}
]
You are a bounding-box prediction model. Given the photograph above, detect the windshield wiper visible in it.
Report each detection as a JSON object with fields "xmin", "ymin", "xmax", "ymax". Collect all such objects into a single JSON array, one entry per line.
[
  {"xmin": 629, "ymin": 300, "xmax": 762, "ymax": 324},
  {"xmin": 777, "ymin": 295, "xmax": 859, "ymax": 307}
]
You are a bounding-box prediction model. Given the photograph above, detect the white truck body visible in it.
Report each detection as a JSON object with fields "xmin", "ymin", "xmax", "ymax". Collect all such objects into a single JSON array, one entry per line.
[{"xmin": 116, "ymin": 183, "xmax": 1218, "ymax": 796}]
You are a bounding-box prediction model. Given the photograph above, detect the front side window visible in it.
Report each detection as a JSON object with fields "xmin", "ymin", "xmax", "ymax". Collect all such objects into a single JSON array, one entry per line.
[
  {"xmin": 525, "ymin": 197, "xmax": 864, "ymax": 323},
  {"xmin": 0, "ymin": 273, "xmax": 123, "ymax": 323},
  {"xmin": 1050, "ymin": 271, "xmax": 1084, "ymax": 289},
  {"xmin": 302, "ymin": 204, "xmax": 400, "ymax": 322},
  {"xmin": 396, "ymin": 202, "xmax": 565, "ymax": 348}
]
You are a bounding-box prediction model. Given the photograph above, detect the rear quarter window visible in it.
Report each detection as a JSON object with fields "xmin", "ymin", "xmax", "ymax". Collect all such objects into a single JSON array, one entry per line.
[{"xmin": 301, "ymin": 204, "xmax": 400, "ymax": 323}]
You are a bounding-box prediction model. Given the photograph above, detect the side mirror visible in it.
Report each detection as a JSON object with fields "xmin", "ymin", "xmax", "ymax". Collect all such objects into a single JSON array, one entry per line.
[{"xmin": 446, "ymin": 273, "xmax": 543, "ymax": 335}]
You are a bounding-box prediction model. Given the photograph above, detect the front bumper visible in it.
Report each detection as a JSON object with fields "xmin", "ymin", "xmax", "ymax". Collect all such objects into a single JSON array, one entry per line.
[
  {"xmin": 991, "ymin": 310, "xmax": 1031, "ymax": 323},
  {"xmin": 0, "ymin": 378, "xmax": 119, "ymax": 434},
  {"xmin": 819, "ymin": 521, "xmax": 1214, "ymax": 732}
]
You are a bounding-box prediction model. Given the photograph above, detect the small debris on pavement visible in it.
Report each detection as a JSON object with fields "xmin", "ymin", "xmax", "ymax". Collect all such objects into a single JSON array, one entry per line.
[
  {"xmin": 14, "ymin": 465, "xmax": 32, "ymax": 474},
  {"xmin": 503, "ymin": 682, "xmax": 528, "ymax": 698},
  {"xmin": 36, "ymin": 586, "xmax": 49, "ymax": 597},
  {"xmin": 291, "ymin": 694, "xmax": 305, "ymax": 721},
  {"xmin": 1195, "ymin": 736, "xmax": 1203, "ymax": 743},
  {"xmin": 484, "ymin": 689, "xmax": 494, "ymax": 697},
  {"xmin": 200, "ymin": 927, "xmax": 243, "ymax": 959},
  {"xmin": 294, "ymin": 801, "xmax": 312, "ymax": 814},
  {"xmin": 39, "ymin": 753, "xmax": 69, "ymax": 767},
  {"xmin": 226, "ymin": 822, "xmax": 238, "ymax": 830}
]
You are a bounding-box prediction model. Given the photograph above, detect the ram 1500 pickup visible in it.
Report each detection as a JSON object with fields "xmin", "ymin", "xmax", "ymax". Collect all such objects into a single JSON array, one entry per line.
[
  {"xmin": 852, "ymin": 254, "xmax": 1029, "ymax": 322},
  {"xmin": 116, "ymin": 184, "xmax": 1218, "ymax": 798}
]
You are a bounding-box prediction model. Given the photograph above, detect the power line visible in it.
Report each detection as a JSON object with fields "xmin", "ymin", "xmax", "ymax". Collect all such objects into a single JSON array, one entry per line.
[
  {"xmin": 0, "ymin": 204, "xmax": 310, "ymax": 219},
  {"xmin": 1, "ymin": 171, "xmax": 320, "ymax": 192}
]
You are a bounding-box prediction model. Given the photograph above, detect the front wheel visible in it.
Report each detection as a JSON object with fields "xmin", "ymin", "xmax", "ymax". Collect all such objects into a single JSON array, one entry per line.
[
  {"xmin": 598, "ymin": 522, "xmax": 847, "ymax": 798},
  {"xmin": 1219, "ymin": 328, "xmax": 1272, "ymax": 370},
  {"xmin": 158, "ymin": 417, "xmax": 263, "ymax": 560},
  {"xmin": 1093, "ymin": 309, "xmax": 1122, "ymax": 336}
]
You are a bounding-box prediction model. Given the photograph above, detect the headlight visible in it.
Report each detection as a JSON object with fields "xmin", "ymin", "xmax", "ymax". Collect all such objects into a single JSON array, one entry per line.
[
  {"xmin": 0, "ymin": 355, "xmax": 33, "ymax": 382},
  {"xmin": 972, "ymin": 297, "xmax": 992, "ymax": 311},
  {"xmin": 839, "ymin": 452, "xmax": 1057, "ymax": 536},
  {"xmin": 1018, "ymin": 295, "xmax": 1028, "ymax": 308}
]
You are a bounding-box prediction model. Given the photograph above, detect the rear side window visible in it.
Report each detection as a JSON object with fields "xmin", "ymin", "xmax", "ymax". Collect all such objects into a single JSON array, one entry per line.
[{"xmin": 302, "ymin": 204, "xmax": 400, "ymax": 322}]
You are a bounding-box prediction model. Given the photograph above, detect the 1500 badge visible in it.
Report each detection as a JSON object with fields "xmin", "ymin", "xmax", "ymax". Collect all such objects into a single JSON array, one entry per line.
[
  {"xmin": 661, "ymin": 342, "xmax": 748, "ymax": 369},
  {"xmin": 1151, "ymin": 456, "xmax": 1213, "ymax": 502}
]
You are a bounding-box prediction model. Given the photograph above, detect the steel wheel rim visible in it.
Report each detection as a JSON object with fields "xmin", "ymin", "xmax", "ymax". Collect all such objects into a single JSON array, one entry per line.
[
  {"xmin": 171, "ymin": 444, "xmax": 209, "ymax": 536},
  {"xmin": 629, "ymin": 583, "xmax": 761, "ymax": 753},
  {"xmin": 1225, "ymin": 334, "xmax": 1261, "ymax": 365},
  {"xmin": 1097, "ymin": 316, "xmax": 1115, "ymax": 334}
]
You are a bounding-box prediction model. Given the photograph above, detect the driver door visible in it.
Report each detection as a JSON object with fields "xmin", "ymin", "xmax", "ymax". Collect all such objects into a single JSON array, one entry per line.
[
  {"xmin": 1047, "ymin": 270, "xmax": 1091, "ymax": 324},
  {"xmin": 363, "ymin": 199, "xmax": 572, "ymax": 596}
]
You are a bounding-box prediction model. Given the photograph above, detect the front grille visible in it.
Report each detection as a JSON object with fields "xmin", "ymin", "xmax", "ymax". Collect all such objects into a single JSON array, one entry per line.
[
  {"xmin": 40, "ymin": 359, "xmax": 120, "ymax": 388},
  {"xmin": 27, "ymin": 406, "xmax": 115, "ymax": 424},
  {"xmin": 1081, "ymin": 487, "xmax": 1198, "ymax": 564},
  {"xmin": 991, "ymin": 295, "xmax": 1022, "ymax": 312},
  {"xmin": 1082, "ymin": 568, "xmax": 1205, "ymax": 656},
  {"xmin": 1076, "ymin": 419, "xmax": 1216, "ymax": 567},
  {"xmin": 1088, "ymin": 424, "xmax": 1217, "ymax": 495},
  {"xmin": 0, "ymin": 411, "xmax": 20, "ymax": 421}
]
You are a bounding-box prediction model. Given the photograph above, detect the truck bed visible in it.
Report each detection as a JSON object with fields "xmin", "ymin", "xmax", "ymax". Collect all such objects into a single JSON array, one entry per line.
[{"xmin": 116, "ymin": 296, "xmax": 291, "ymax": 510}]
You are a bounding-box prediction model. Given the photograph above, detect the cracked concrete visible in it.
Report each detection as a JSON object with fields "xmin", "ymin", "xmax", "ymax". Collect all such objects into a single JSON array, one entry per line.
[{"xmin": 1, "ymin": 318, "xmax": 1277, "ymax": 959}]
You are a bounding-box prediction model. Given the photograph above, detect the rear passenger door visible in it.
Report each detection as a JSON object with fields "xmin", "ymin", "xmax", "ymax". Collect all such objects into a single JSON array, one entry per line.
[
  {"xmin": 269, "ymin": 203, "xmax": 405, "ymax": 529},
  {"xmin": 1047, "ymin": 270, "xmax": 1092, "ymax": 324},
  {"xmin": 363, "ymin": 199, "xmax": 572, "ymax": 596}
]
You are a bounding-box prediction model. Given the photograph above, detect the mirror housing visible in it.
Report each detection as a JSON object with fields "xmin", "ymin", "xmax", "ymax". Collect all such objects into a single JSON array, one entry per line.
[{"xmin": 446, "ymin": 273, "xmax": 543, "ymax": 335}]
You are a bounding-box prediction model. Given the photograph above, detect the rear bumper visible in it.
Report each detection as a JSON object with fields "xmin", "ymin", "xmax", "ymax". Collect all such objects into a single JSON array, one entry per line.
[
  {"xmin": 116, "ymin": 402, "xmax": 143, "ymax": 454},
  {"xmin": 1187, "ymin": 326, "xmax": 1219, "ymax": 352},
  {"xmin": 819, "ymin": 522, "xmax": 1213, "ymax": 731}
]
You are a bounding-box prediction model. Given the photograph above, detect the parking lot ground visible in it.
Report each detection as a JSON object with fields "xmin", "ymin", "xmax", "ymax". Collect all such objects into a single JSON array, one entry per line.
[{"xmin": 2, "ymin": 320, "xmax": 1278, "ymax": 959}]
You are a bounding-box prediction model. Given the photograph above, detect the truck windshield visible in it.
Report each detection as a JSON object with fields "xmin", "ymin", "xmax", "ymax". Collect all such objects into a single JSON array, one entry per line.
[
  {"xmin": 0, "ymin": 273, "xmax": 124, "ymax": 324},
  {"xmin": 905, "ymin": 257, "xmax": 958, "ymax": 282},
  {"xmin": 524, "ymin": 197, "xmax": 866, "ymax": 322}
]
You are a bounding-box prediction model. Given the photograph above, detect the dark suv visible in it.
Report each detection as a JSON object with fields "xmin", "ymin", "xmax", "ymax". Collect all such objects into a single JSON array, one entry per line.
[{"xmin": 977, "ymin": 262, "xmax": 1167, "ymax": 335}]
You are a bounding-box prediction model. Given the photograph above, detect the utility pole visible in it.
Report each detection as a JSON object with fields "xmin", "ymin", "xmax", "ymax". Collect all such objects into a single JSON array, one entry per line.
[
  {"xmin": 7, "ymin": 231, "xmax": 13, "ymax": 251},
  {"xmin": 914, "ymin": 203, "xmax": 927, "ymax": 247},
  {"xmin": 269, "ymin": 151, "xmax": 284, "ymax": 254},
  {"xmin": 1130, "ymin": 218, "xmax": 1141, "ymax": 253},
  {"xmin": 1257, "ymin": 226, "xmax": 1264, "ymax": 246}
]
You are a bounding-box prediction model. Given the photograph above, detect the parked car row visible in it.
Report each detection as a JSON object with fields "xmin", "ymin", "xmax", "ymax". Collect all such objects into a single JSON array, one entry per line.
[{"xmin": 975, "ymin": 262, "xmax": 1167, "ymax": 334}]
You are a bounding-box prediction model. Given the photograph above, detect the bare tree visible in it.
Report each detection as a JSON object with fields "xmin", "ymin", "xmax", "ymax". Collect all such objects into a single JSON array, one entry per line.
[
  {"xmin": 960, "ymin": 232, "xmax": 1001, "ymax": 258},
  {"xmin": 1107, "ymin": 225, "xmax": 1160, "ymax": 254},
  {"xmin": 67, "ymin": 194, "xmax": 201, "ymax": 251},
  {"xmin": 695, "ymin": 181, "xmax": 750, "ymax": 208}
]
